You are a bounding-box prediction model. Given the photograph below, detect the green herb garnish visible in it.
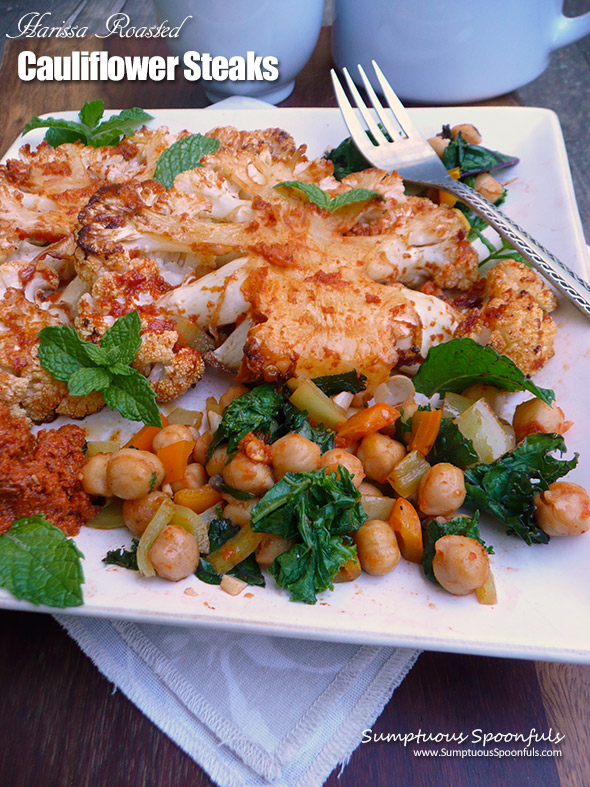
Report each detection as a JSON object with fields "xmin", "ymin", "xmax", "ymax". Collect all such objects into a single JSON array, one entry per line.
[
  {"xmin": 275, "ymin": 181, "xmax": 383, "ymax": 212},
  {"xmin": 0, "ymin": 516, "xmax": 84, "ymax": 608},
  {"xmin": 208, "ymin": 384, "xmax": 284, "ymax": 458},
  {"xmin": 441, "ymin": 130, "xmax": 518, "ymax": 177},
  {"xmin": 216, "ymin": 483, "xmax": 257, "ymax": 501},
  {"xmin": 154, "ymin": 133, "xmax": 221, "ymax": 189},
  {"xmin": 22, "ymin": 100, "xmax": 152, "ymax": 148},
  {"xmin": 311, "ymin": 370, "xmax": 367, "ymax": 396},
  {"xmin": 464, "ymin": 434, "xmax": 578, "ymax": 545},
  {"xmin": 325, "ymin": 136, "xmax": 373, "ymax": 180},
  {"xmin": 251, "ymin": 468, "xmax": 365, "ymax": 604},
  {"xmin": 103, "ymin": 539, "xmax": 139, "ymax": 571},
  {"xmin": 422, "ymin": 512, "xmax": 493, "ymax": 584},
  {"xmin": 38, "ymin": 310, "xmax": 162, "ymax": 427},
  {"xmin": 413, "ymin": 338, "xmax": 554, "ymax": 406},
  {"xmin": 428, "ymin": 418, "xmax": 479, "ymax": 470}
]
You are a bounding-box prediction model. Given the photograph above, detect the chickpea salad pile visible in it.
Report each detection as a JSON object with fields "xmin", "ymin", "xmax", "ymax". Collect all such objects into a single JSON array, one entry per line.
[
  {"xmin": 0, "ymin": 108, "xmax": 587, "ymax": 611},
  {"xmin": 85, "ymin": 350, "xmax": 587, "ymax": 606}
]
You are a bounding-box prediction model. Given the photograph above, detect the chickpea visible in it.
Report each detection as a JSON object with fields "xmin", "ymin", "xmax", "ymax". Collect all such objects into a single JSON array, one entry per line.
[
  {"xmin": 152, "ymin": 424, "xmax": 195, "ymax": 453},
  {"xmin": 148, "ymin": 525, "xmax": 199, "ymax": 581},
  {"xmin": 534, "ymin": 482, "xmax": 590, "ymax": 537},
  {"xmin": 193, "ymin": 431, "xmax": 213, "ymax": 465},
  {"xmin": 256, "ymin": 534, "xmax": 296, "ymax": 568},
  {"xmin": 270, "ymin": 433, "xmax": 321, "ymax": 480},
  {"xmin": 418, "ymin": 463, "xmax": 466, "ymax": 516},
  {"xmin": 222, "ymin": 452, "xmax": 275, "ymax": 496},
  {"xmin": 357, "ymin": 433, "xmax": 406, "ymax": 484},
  {"xmin": 359, "ymin": 482, "xmax": 383, "ymax": 497},
  {"xmin": 319, "ymin": 448, "xmax": 365, "ymax": 488},
  {"xmin": 223, "ymin": 496, "xmax": 259, "ymax": 527},
  {"xmin": 122, "ymin": 491, "xmax": 169, "ymax": 536},
  {"xmin": 219, "ymin": 384, "xmax": 249, "ymax": 411},
  {"xmin": 171, "ymin": 462, "xmax": 208, "ymax": 493},
  {"xmin": 353, "ymin": 519, "xmax": 401, "ymax": 575},
  {"xmin": 106, "ymin": 449, "xmax": 166, "ymax": 500},
  {"xmin": 427, "ymin": 135, "xmax": 450, "ymax": 159},
  {"xmin": 432, "ymin": 535, "xmax": 490, "ymax": 595},
  {"xmin": 205, "ymin": 445, "xmax": 229, "ymax": 476},
  {"xmin": 473, "ymin": 172, "xmax": 504, "ymax": 203},
  {"xmin": 82, "ymin": 453, "xmax": 113, "ymax": 497},
  {"xmin": 512, "ymin": 398, "xmax": 566, "ymax": 443},
  {"xmin": 451, "ymin": 123, "xmax": 482, "ymax": 144}
]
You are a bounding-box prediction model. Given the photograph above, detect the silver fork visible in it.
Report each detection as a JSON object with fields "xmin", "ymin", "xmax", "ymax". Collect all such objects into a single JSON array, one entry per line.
[{"xmin": 331, "ymin": 61, "xmax": 590, "ymax": 320}]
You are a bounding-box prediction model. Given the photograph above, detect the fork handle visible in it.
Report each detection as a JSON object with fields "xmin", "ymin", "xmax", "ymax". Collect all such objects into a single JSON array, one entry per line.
[{"xmin": 431, "ymin": 178, "xmax": 590, "ymax": 320}]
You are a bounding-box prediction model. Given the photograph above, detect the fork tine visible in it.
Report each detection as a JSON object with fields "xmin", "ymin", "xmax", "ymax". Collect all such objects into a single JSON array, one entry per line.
[
  {"xmin": 341, "ymin": 68, "xmax": 389, "ymax": 146},
  {"xmin": 330, "ymin": 69, "xmax": 377, "ymax": 158},
  {"xmin": 356, "ymin": 64, "xmax": 404, "ymax": 141},
  {"xmin": 371, "ymin": 60, "xmax": 418, "ymax": 138}
]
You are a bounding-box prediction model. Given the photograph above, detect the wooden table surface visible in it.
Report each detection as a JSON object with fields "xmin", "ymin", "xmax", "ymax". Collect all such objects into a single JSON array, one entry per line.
[{"xmin": 0, "ymin": 27, "xmax": 589, "ymax": 787}]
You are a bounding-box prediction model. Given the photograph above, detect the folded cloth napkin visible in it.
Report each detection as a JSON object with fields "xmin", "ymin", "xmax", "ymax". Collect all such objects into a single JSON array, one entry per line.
[{"xmin": 54, "ymin": 614, "xmax": 419, "ymax": 786}]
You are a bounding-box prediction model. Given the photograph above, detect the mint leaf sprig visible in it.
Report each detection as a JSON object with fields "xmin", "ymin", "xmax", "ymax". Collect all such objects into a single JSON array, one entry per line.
[
  {"xmin": 412, "ymin": 337, "xmax": 554, "ymax": 406},
  {"xmin": 22, "ymin": 100, "xmax": 153, "ymax": 148},
  {"xmin": 275, "ymin": 180, "xmax": 383, "ymax": 212},
  {"xmin": 0, "ymin": 515, "xmax": 84, "ymax": 608},
  {"xmin": 154, "ymin": 133, "xmax": 221, "ymax": 189},
  {"xmin": 38, "ymin": 310, "xmax": 162, "ymax": 427}
]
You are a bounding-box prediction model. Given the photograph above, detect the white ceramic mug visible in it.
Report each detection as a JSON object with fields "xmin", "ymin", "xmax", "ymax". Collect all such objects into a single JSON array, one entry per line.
[
  {"xmin": 332, "ymin": 0, "xmax": 590, "ymax": 103},
  {"xmin": 152, "ymin": 0, "xmax": 324, "ymax": 103}
]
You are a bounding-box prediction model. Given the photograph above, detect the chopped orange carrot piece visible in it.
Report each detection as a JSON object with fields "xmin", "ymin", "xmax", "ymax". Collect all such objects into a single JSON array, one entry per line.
[
  {"xmin": 336, "ymin": 402, "xmax": 399, "ymax": 447},
  {"xmin": 174, "ymin": 484, "xmax": 222, "ymax": 514},
  {"xmin": 438, "ymin": 167, "xmax": 460, "ymax": 207},
  {"xmin": 408, "ymin": 409, "xmax": 442, "ymax": 456},
  {"xmin": 389, "ymin": 497, "xmax": 423, "ymax": 563},
  {"xmin": 156, "ymin": 439, "xmax": 195, "ymax": 484}
]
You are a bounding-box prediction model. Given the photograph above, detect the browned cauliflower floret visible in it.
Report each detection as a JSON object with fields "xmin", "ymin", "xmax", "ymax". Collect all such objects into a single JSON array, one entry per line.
[
  {"xmin": 75, "ymin": 260, "xmax": 205, "ymax": 403},
  {"xmin": 454, "ymin": 260, "xmax": 557, "ymax": 375},
  {"xmin": 0, "ymin": 127, "xmax": 185, "ymax": 264},
  {"xmin": 485, "ymin": 258, "xmax": 557, "ymax": 313},
  {"xmin": 0, "ymin": 289, "xmax": 103, "ymax": 422}
]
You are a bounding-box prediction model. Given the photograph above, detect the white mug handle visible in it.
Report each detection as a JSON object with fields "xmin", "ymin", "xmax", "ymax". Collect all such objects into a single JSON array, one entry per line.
[{"xmin": 552, "ymin": 9, "xmax": 590, "ymax": 49}]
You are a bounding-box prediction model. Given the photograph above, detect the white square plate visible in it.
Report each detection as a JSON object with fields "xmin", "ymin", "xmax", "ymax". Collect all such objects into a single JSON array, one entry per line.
[{"xmin": 2, "ymin": 106, "xmax": 589, "ymax": 662}]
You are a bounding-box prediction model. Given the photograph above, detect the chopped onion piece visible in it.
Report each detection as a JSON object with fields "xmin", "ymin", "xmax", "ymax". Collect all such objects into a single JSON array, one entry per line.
[
  {"xmin": 361, "ymin": 495, "xmax": 396, "ymax": 521},
  {"xmin": 167, "ymin": 408, "xmax": 203, "ymax": 428},
  {"xmin": 206, "ymin": 397, "xmax": 223, "ymax": 432},
  {"xmin": 86, "ymin": 499, "xmax": 125, "ymax": 529},
  {"xmin": 137, "ymin": 497, "xmax": 175, "ymax": 577},
  {"xmin": 289, "ymin": 379, "xmax": 347, "ymax": 429},
  {"xmin": 373, "ymin": 375, "xmax": 415, "ymax": 407},
  {"xmin": 207, "ymin": 523, "xmax": 263, "ymax": 575},
  {"xmin": 220, "ymin": 574, "xmax": 248, "ymax": 596},
  {"xmin": 171, "ymin": 504, "xmax": 209, "ymax": 553},
  {"xmin": 85, "ymin": 440, "xmax": 120, "ymax": 458},
  {"xmin": 441, "ymin": 392, "xmax": 472, "ymax": 419},
  {"xmin": 332, "ymin": 391, "xmax": 354, "ymax": 410},
  {"xmin": 175, "ymin": 317, "xmax": 215, "ymax": 353},
  {"xmin": 476, "ymin": 571, "xmax": 497, "ymax": 605}
]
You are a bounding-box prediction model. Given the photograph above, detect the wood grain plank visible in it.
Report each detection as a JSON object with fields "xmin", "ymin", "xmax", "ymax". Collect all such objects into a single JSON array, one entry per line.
[
  {"xmin": 0, "ymin": 611, "xmax": 212, "ymax": 787},
  {"xmin": 536, "ymin": 662, "xmax": 590, "ymax": 787}
]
